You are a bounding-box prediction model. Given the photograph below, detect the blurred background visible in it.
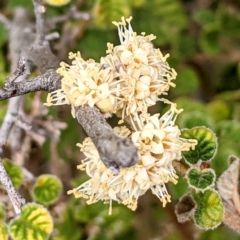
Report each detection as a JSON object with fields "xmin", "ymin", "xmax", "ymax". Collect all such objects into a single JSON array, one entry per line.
[{"xmin": 0, "ymin": 0, "xmax": 240, "ymax": 239}]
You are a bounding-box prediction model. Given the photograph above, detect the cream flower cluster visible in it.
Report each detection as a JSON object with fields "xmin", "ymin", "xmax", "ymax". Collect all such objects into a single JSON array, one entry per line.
[
  {"xmin": 45, "ymin": 17, "xmax": 177, "ymax": 120},
  {"xmin": 45, "ymin": 16, "xmax": 197, "ymax": 213},
  {"xmin": 68, "ymin": 104, "xmax": 197, "ymax": 214}
]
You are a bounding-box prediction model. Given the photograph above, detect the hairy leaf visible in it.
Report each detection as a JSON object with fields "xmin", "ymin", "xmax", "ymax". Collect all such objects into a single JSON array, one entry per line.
[
  {"xmin": 9, "ymin": 203, "xmax": 53, "ymax": 240},
  {"xmin": 0, "ymin": 223, "xmax": 8, "ymax": 240},
  {"xmin": 32, "ymin": 174, "xmax": 62, "ymax": 205},
  {"xmin": 193, "ymin": 190, "xmax": 224, "ymax": 230},
  {"xmin": 187, "ymin": 168, "xmax": 215, "ymax": 190},
  {"xmin": 2, "ymin": 159, "xmax": 23, "ymax": 188},
  {"xmin": 181, "ymin": 127, "xmax": 217, "ymax": 165}
]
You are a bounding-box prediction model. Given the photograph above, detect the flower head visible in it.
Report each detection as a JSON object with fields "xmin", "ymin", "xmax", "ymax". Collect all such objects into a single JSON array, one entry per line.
[
  {"xmin": 45, "ymin": 52, "xmax": 121, "ymax": 117},
  {"xmin": 101, "ymin": 17, "xmax": 177, "ymax": 120},
  {"xmin": 68, "ymin": 104, "xmax": 197, "ymax": 214},
  {"xmin": 45, "ymin": 17, "xmax": 177, "ymax": 120},
  {"xmin": 45, "ymin": 16, "xmax": 197, "ymax": 213}
]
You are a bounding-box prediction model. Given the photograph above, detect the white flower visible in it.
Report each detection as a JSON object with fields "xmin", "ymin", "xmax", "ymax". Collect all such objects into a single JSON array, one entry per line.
[
  {"xmin": 45, "ymin": 17, "xmax": 177, "ymax": 121},
  {"xmin": 68, "ymin": 105, "xmax": 197, "ymax": 214},
  {"xmin": 102, "ymin": 16, "xmax": 177, "ymax": 120},
  {"xmin": 45, "ymin": 52, "xmax": 121, "ymax": 117}
]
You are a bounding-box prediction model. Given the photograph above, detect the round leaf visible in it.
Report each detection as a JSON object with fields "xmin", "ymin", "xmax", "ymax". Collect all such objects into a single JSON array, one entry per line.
[
  {"xmin": 2, "ymin": 159, "xmax": 23, "ymax": 188},
  {"xmin": 181, "ymin": 127, "xmax": 217, "ymax": 165},
  {"xmin": 32, "ymin": 174, "xmax": 62, "ymax": 205},
  {"xmin": 187, "ymin": 168, "xmax": 215, "ymax": 190},
  {"xmin": 193, "ymin": 190, "xmax": 224, "ymax": 229},
  {"xmin": 0, "ymin": 223, "xmax": 8, "ymax": 240},
  {"xmin": 9, "ymin": 203, "xmax": 53, "ymax": 240}
]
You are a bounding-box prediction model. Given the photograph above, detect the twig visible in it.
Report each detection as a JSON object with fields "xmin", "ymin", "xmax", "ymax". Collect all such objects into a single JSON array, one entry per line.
[
  {"xmin": 4, "ymin": 57, "xmax": 28, "ymax": 87},
  {"xmin": 32, "ymin": 0, "xmax": 46, "ymax": 45},
  {"xmin": 0, "ymin": 98, "xmax": 26, "ymax": 157},
  {"xmin": 75, "ymin": 105, "xmax": 139, "ymax": 174},
  {"xmin": 0, "ymin": 69, "xmax": 61, "ymax": 100},
  {"xmin": 47, "ymin": 6, "xmax": 90, "ymax": 27},
  {"xmin": 0, "ymin": 13, "xmax": 12, "ymax": 30},
  {"xmin": 45, "ymin": 32, "xmax": 60, "ymax": 41}
]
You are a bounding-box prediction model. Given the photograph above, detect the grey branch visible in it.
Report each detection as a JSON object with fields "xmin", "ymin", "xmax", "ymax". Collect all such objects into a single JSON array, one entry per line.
[
  {"xmin": 47, "ymin": 6, "xmax": 90, "ymax": 28},
  {"xmin": 0, "ymin": 70, "xmax": 61, "ymax": 100},
  {"xmin": 4, "ymin": 57, "xmax": 28, "ymax": 87},
  {"xmin": 33, "ymin": 0, "xmax": 46, "ymax": 45},
  {"xmin": 75, "ymin": 105, "xmax": 139, "ymax": 174}
]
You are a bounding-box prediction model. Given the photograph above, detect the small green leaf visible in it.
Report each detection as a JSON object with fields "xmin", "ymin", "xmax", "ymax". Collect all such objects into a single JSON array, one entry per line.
[
  {"xmin": 132, "ymin": 0, "xmax": 187, "ymax": 46},
  {"xmin": 207, "ymin": 100, "xmax": 230, "ymax": 122},
  {"xmin": 219, "ymin": 7, "xmax": 240, "ymax": 37},
  {"xmin": 200, "ymin": 24, "xmax": 220, "ymax": 55},
  {"xmin": 0, "ymin": 204, "xmax": 6, "ymax": 222},
  {"xmin": 178, "ymin": 111, "xmax": 214, "ymax": 129},
  {"xmin": 181, "ymin": 127, "xmax": 217, "ymax": 165},
  {"xmin": 187, "ymin": 168, "xmax": 215, "ymax": 190},
  {"xmin": 193, "ymin": 190, "xmax": 224, "ymax": 229},
  {"xmin": 9, "ymin": 203, "xmax": 53, "ymax": 240},
  {"xmin": 2, "ymin": 159, "xmax": 23, "ymax": 188},
  {"xmin": 193, "ymin": 9, "xmax": 216, "ymax": 26},
  {"xmin": 173, "ymin": 68, "xmax": 199, "ymax": 96},
  {"xmin": 32, "ymin": 174, "xmax": 62, "ymax": 205},
  {"xmin": 93, "ymin": 0, "xmax": 131, "ymax": 29},
  {"xmin": 0, "ymin": 222, "xmax": 8, "ymax": 240}
]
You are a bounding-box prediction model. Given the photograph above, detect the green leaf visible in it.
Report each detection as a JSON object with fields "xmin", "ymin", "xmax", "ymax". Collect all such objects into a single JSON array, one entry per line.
[
  {"xmin": 0, "ymin": 24, "xmax": 7, "ymax": 48},
  {"xmin": 207, "ymin": 100, "xmax": 230, "ymax": 122},
  {"xmin": 174, "ymin": 33, "xmax": 196, "ymax": 58},
  {"xmin": 178, "ymin": 111, "xmax": 214, "ymax": 129},
  {"xmin": 200, "ymin": 25, "xmax": 220, "ymax": 55},
  {"xmin": 129, "ymin": 0, "xmax": 146, "ymax": 7},
  {"xmin": 214, "ymin": 121, "xmax": 240, "ymax": 174},
  {"xmin": 193, "ymin": 9, "xmax": 216, "ymax": 26},
  {"xmin": 187, "ymin": 168, "xmax": 215, "ymax": 190},
  {"xmin": 32, "ymin": 174, "xmax": 62, "ymax": 205},
  {"xmin": 76, "ymin": 28, "xmax": 116, "ymax": 61},
  {"xmin": 219, "ymin": 7, "xmax": 240, "ymax": 37},
  {"xmin": 0, "ymin": 223, "xmax": 8, "ymax": 240},
  {"xmin": 181, "ymin": 127, "xmax": 218, "ymax": 165},
  {"xmin": 193, "ymin": 190, "xmax": 224, "ymax": 230},
  {"xmin": 2, "ymin": 159, "xmax": 23, "ymax": 188},
  {"xmin": 9, "ymin": 203, "xmax": 53, "ymax": 240},
  {"xmin": 132, "ymin": 0, "xmax": 187, "ymax": 46},
  {"xmin": 93, "ymin": 0, "xmax": 131, "ymax": 29},
  {"xmin": 0, "ymin": 204, "xmax": 6, "ymax": 222},
  {"xmin": 173, "ymin": 68, "xmax": 199, "ymax": 96},
  {"xmin": 175, "ymin": 97, "xmax": 207, "ymax": 113}
]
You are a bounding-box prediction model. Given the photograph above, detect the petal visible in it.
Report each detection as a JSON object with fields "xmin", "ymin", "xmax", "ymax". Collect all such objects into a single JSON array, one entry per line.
[
  {"xmin": 151, "ymin": 141, "xmax": 164, "ymax": 154},
  {"xmin": 141, "ymin": 154, "xmax": 156, "ymax": 166}
]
